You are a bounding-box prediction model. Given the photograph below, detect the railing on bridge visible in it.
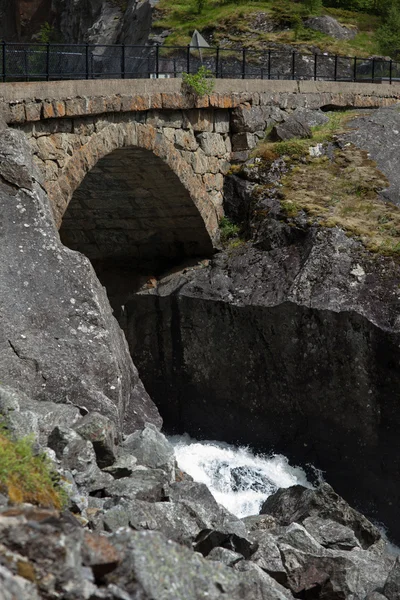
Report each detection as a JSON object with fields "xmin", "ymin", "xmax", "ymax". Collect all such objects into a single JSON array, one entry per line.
[{"xmin": 1, "ymin": 41, "xmax": 399, "ymax": 84}]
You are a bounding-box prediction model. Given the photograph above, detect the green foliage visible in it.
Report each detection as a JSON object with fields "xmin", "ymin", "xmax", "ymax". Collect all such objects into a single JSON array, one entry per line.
[
  {"xmin": 182, "ymin": 65, "xmax": 215, "ymax": 96},
  {"xmin": 376, "ymin": 2, "xmax": 400, "ymax": 55},
  {"xmin": 37, "ymin": 22, "xmax": 55, "ymax": 44},
  {"xmin": 219, "ymin": 216, "xmax": 241, "ymax": 243},
  {"xmin": 302, "ymin": 0, "xmax": 323, "ymax": 15},
  {"xmin": 0, "ymin": 425, "xmax": 66, "ymax": 509}
]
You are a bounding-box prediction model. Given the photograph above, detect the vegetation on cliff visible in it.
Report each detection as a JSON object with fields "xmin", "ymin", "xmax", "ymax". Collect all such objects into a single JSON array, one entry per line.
[
  {"xmin": 0, "ymin": 427, "xmax": 65, "ymax": 508},
  {"xmin": 251, "ymin": 111, "xmax": 400, "ymax": 256},
  {"xmin": 154, "ymin": 0, "xmax": 400, "ymax": 57}
]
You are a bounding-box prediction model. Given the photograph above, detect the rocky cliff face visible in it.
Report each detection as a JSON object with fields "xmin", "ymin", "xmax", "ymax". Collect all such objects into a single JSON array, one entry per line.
[
  {"xmin": 0, "ymin": 122, "xmax": 160, "ymax": 433},
  {"xmin": 124, "ymin": 106, "xmax": 400, "ymax": 543},
  {"xmin": 0, "ymin": 0, "xmax": 153, "ymax": 44}
]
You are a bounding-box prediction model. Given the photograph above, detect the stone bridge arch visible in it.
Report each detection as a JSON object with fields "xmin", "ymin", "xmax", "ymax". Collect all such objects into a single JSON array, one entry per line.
[{"xmin": 45, "ymin": 120, "xmax": 219, "ymax": 277}]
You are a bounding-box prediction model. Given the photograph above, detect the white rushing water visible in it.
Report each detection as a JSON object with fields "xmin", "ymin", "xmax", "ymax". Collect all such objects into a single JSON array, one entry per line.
[{"xmin": 169, "ymin": 434, "xmax": 314, "ymax": 518}]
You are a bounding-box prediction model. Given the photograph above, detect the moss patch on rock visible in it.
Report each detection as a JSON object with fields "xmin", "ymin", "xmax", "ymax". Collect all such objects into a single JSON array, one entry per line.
[{"xmin": 0, "ymin": 428, "xmax": 66, "ymax": 509}]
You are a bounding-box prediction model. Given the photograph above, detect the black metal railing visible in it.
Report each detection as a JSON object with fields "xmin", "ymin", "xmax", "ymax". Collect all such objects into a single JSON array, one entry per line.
[{"xmin": 1, "ymin": 41, "xmax": 399, "ymax": 84}]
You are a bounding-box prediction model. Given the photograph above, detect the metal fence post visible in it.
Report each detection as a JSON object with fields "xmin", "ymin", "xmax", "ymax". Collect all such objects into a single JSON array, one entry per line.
[
  {"xmin": 371, "ymin": 57, "xmax": 375, "ymax": 83},
  {"xmin": 215, "ymin": 46, "xmax": 219, "ymax": 78},
  {"xmin": 353, "ymin": 56, "xmax": 357, "ymax": 82},
  {"xmin": 85, "ymin": 44, "xmax": 90, "ymax": 79},
  {"xmin": 155, "ymin": 43, "xmax": 159, "ymax": 78},
  {"xmin": 314, "ymin": 53, "xmax": 317, "ymax": 81},
  {"xmin": 334, "ymin": 54, "xmax": 338, "ymax": 81},
  {"xmin": 390, "ymin": 59, "xmax": 393, "ymax": 85},
  {"xmin": 187, "ymin": 44, "xmax": 190, "ymax": 74},
  {"xmin": 2, "ymin": 41, "xmax": 6, "ymax": 82},
  {"xmin": 242, "ymin": 47, "xmax": 246, "ymax": 79},
  {"xmin": 268, "ymin": 49, "xmax": 271, "ymax": 80},
  {"xmin": 292, "ymin": 51, "xmax": 296, "ymax": 80},
  {"xmin": 46, "ymin": 42, "xmax": 50, "ymax": 81},
  {"xmin": 121, "ymin": 43, "xmax": 125, "ymax": 79}
]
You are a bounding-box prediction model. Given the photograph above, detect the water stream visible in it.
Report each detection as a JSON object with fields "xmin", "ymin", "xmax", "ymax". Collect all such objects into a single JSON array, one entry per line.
[{"xmin": 169, "ymin": 434, "xmax": 314, "ymax": 518}]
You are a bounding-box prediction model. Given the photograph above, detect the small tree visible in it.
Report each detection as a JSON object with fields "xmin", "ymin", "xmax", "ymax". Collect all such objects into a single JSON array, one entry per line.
[{"xmin": 182, "ymin": 66, "xmax": 215, "ymax": 97}]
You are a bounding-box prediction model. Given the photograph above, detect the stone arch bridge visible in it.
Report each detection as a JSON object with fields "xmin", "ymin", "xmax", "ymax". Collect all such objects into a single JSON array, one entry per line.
[{"xmin": 1, "ymin": 78, "xmax": 400, "ymax": 269}]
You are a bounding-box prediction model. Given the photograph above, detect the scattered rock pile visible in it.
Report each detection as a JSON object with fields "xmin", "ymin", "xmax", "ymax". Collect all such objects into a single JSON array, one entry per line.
[{"xmin": 0, "ymin": 384, "xmax": 399, "ymax": 600}]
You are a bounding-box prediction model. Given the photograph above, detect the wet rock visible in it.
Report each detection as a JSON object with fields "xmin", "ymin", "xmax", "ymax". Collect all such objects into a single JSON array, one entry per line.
[
  {"xmin": 303, "ymin": 516, "xmax": 361, "ymax": 551},
  {"xmin": 74, "ymin": 412, "xmax": 117, "ymax": 469},
  {"xmin": 260, "ymin": 483, "xmax": 381, "ymax": 549},
  {"xmin": 305, "ymin": 16, "xmax": 357, "ymax": 40}
]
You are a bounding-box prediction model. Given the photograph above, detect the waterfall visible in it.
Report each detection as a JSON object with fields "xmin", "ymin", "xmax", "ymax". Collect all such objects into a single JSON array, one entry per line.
[{"xmin": 169, "ymin": 434, "xmax": 315, "ymax": 518}]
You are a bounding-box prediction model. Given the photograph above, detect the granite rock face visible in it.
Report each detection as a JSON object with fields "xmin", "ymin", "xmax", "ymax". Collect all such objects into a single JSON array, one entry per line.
[{"xmin": 0, "ymin": 125, "xmax": 161, "ymax": 433}]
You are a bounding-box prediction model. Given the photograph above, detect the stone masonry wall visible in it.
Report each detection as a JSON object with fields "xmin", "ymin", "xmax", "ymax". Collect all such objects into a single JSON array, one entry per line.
[{"xmin": 2, "ymin": 79, "xmax": 400, "ymax": 252}]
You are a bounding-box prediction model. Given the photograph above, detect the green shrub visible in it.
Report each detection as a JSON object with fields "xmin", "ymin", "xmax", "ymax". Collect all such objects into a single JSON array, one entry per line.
[
  {"xmin": 182, "ymin": 65, "xmax": 215, "ymax": 96},
  {"xmin": 219, "ymin": 216, "xmax": 240, "ymax": 243}
]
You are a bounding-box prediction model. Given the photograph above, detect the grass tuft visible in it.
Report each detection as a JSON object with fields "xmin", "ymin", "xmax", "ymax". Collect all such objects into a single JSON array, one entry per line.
[{"xmin": 0, "ymin": 426, "xmax": 66, "ymax": 509}]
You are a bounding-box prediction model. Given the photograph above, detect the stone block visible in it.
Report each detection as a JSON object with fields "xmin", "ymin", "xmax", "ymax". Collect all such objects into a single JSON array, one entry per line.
[
  {"xmin": 147, "ymin": 110, "xmax": 183, "ymax": 129},
  {"xmin": 190, "ymin": 149, "xmax": 209, "ymax": 174},
  {"xmin": 174, "ymin": 129, "xmax": 198, "ymax": 151},
  {"xmin": 9, "ymin": 102, "xmax": 25, "ymax": 123},
  {"xmin": 183, "ymin": 109, "xmax": 213, "ymax": 132},
  {"xmin": 203, "ymin": 173, "xmax": 224, "ymax": 192},
  {"xmin": 197, "ymin": 132, "xmax": 227, "ymax": 157},
  {"xmin": 24, "ymin": 102, "xmax": 42, "ymax": 122},
  {"xmin": 231, "ymin": 132, "xmax": 257, "ymax": 152},
  {"xmin": 214, "ymin": 111, "xmax": 230, "ymax": 133}
]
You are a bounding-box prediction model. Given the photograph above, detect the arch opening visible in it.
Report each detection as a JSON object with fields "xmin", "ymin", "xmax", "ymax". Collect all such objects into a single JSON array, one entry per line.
[{"xmin": 59, "ymin": 145, "xmax": 214, "ymax": 313}]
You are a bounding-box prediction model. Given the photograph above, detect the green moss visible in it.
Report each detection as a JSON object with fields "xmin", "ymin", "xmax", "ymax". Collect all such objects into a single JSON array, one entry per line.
[{"xmin": 0, "ymin": 426, "xmax": 67, "ymax": 509}]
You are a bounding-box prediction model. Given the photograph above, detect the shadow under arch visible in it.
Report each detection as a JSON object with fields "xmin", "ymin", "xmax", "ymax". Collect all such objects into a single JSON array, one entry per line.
[{"xmin": 55, "ymin": 121, "xmax": 217, "ymax": 310}]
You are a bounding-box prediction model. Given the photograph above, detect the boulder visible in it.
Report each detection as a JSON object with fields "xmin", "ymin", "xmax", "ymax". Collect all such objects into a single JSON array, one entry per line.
[
  {"xmin": 260, "ymin": 484, "xmax": 381, "ymax": 549},
  {"xmin": 47, "ymin": 426, "xmax": 113, "ymax": 493},
  {"xmin": 74, "ymin": 412, "xmax": 117, "ymax": 468},
  {"xmin": 305, "ymin": 15, "xmax": 357, "ymax": 40},
  {"xmin": 207, "ymin": 547, "xmax": 244, "ymax": 567},
  {"xmin": 193, "ymin": 528, "xmax": 258, "ymax": 559},
  {"xmin": 0, "ymin": 126, "xmax": 161, "ymax": 435},
  {"xmin": 167, "ymin": 481, "xmax": 247, "ymax": 537},
  {"xmin": 106, "ymin": 529, "xmax": 281, "ymax": 600},
  {"xmin": 303, "ymin": 516, "xmax": 361, "ymax": 551},
  {"xmin": 271, "ymin": 114, "xmax": 312, "ymax": 141},
  {"xmin": 279, "ymin": 542, "xmax": 393, "ymax": 599},
  {"xmin": 104, "ymin": 469, "xmax": 168, "ymax": 502},
  {"xmin": 122, "ymin": 423, "xmax": 175, "ymax": 479}
]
